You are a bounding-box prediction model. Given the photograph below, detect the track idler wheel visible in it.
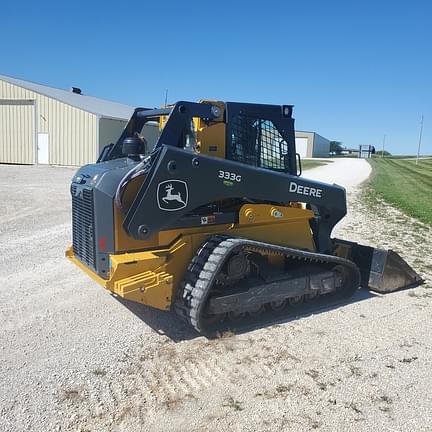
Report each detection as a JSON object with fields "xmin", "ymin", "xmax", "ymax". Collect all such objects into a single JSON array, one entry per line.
[
  {"xmin": 248, "ymin": 304, "xmax": 266, "ymax": 317},
  {"xmin": 306, "ymin": 291, "xmax": 319, "ymax": 301},
  {"xmin": 228, "ymin": 310, "xmax": 247, "ymax": 321},
  {"xmin": 289, "ymin": 295, "xmax": 304, "ymax": 306},
  {"xmin": 269, "ymin": 299, "xmax": 288, "ymax": 311}
]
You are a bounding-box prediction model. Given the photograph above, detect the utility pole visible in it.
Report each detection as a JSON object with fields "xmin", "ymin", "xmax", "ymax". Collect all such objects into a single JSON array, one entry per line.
[
  {"xmin": 381, "ymin": 134, "xmax": 386, "ymax": 158},
  {"xmin": 164, "ymin": 89, "xmax": 169, "ymax": 108},
  {"xmin": 416, "ymin": 114, "xmax": 424, "ymax": 165}
]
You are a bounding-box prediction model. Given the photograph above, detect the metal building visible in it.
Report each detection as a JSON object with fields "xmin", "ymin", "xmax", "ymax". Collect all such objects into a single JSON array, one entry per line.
[
  {"xmin": 295, "ymin": 131, "xmax": 330, "ymax": 158},
  {"xmin": 0, "ymin": 75, "xmax": 134, "ymax": 166}
]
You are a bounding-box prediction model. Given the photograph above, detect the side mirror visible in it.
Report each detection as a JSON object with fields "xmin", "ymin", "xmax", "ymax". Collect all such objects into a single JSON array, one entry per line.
[{"xmin": 122, "ymin": 137, "xmax": 145, "ymax": 159}]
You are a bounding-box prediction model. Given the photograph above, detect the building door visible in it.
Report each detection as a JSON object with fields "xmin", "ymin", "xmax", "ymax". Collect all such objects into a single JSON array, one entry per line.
[
  {"xmin": 37, "ymin": 133, "xmax": 49, "ymax": 164},
  {"xmin": 295, "ymin": 137, "xmax": 308, "ymax": 158},
  {"xmin": 0, "ymin": 101, "xmax": 35, "ymax": 164}
]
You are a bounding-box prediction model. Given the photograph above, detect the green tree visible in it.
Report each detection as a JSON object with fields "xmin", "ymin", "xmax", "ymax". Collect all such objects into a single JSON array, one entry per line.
[
  {"xmin": 374, "ymin": 150, "xmax": 392, "ymax": 157},
  {"xmin": 329, "ymin": 141, "xmax": 344, "ymax": 154}
]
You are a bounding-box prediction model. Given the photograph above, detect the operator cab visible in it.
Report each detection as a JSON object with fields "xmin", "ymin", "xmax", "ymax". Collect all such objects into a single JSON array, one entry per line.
[{"xmin": 99, "ymin": 100, "xmax": 299, "ymax": 176}]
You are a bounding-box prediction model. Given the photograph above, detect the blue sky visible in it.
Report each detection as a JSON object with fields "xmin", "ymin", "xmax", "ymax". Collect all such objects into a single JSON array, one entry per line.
[{"xmin": 1, "ymin": 0, "xmax": 430, "ymax": 154}]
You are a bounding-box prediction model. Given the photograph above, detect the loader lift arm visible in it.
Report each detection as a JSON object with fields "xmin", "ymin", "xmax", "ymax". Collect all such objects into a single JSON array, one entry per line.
[{"xmin": 123, "ymin": 144, "xmax": 347, "ymax": 254}]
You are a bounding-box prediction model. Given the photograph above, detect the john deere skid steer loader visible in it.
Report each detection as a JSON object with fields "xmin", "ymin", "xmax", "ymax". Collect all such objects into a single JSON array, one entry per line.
[{"xmin": 66, "ymin": 100, "xmax": 421, "ymax": 335}]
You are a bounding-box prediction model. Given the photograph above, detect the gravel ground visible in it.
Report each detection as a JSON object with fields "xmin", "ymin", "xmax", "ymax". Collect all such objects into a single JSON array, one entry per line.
[{"xmin": 0, "ymin": 159, "xmax": 431, "ymax": 432}]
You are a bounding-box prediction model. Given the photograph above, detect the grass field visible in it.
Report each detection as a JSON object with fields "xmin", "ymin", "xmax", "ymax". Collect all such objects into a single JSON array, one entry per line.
[
  {"xmin": 301, "ymin": 159, "xmax": 332, "ymax": 170},
  {"xmin": 369, "ymin": 157, "xmax": 432, "ymax": 225}
]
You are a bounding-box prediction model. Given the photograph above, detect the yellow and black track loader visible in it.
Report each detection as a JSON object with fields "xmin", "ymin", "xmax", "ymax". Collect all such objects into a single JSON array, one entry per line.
[{"xmin": 66, "ymin": 100, "xmax": 422, "ymax": 335}]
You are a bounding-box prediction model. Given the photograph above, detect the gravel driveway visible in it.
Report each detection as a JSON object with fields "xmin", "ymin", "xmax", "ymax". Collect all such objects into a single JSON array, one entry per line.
[{"xmin": 0, "ymin": 160, "xmax": 431, "ymax": 432}]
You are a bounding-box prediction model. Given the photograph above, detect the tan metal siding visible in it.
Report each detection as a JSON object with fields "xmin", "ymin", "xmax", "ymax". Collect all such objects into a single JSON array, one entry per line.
[
  {"xmin": 0, "ymin": 79, "xmax": 97, "ymax": 165},
  {"xmin": 98, "ymin": 117, "xmax": 127, "ymax": 155},
  {"xmin": 0, "ymin": 102, "xmax": 35, "ymax": 164}
]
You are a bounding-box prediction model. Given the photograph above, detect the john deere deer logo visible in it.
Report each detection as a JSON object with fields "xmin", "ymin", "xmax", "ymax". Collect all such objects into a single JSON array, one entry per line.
[{"xmin": 157, "ymin": 180, "xmax": 188, "ymax": 211}]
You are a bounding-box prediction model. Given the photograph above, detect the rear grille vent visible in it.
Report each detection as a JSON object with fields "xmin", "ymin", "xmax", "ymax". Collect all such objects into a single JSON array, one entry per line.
[{"xmin": 71, "ymin": 185, "xmax": 96, "ymax": 268}]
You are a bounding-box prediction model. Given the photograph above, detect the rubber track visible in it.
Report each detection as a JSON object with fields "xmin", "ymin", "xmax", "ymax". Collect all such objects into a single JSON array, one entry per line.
[{"xmin": 174, "ymin": 236, "xmax": 360, "ymax": 335}]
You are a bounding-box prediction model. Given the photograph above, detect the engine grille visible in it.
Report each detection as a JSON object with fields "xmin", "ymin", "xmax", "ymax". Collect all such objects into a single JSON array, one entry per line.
[{"xmin": 71, "ymin": 185, "xmax": 96, "ymax": 268}]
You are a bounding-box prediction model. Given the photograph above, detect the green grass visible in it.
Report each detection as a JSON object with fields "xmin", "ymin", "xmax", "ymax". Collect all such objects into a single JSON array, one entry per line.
[
  {"xmin": 378, "ymin": 155, "xmax": 432, "ymax": 159},
  {"xmin": 301, "ymin": 160, "xmax": 332, "ymax": 170},
  {"xmin": 369, "ymin": 157, "xmax": 432, "ymax": 225}
]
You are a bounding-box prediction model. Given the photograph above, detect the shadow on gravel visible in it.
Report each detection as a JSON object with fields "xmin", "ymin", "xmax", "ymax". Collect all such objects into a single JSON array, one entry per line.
[
  {"xmin": 114, "ymin": 297, "xmax": 199, "ymax": 341},
  {"xmin": 114, "ymin": 288, "xmax": 379, "ymax": 342}
]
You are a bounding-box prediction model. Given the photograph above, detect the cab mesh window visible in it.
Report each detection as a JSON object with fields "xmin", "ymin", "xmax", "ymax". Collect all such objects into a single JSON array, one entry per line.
[{"xmin": 230, "ymin": 115, "xmax": 289, "ymax": 171}]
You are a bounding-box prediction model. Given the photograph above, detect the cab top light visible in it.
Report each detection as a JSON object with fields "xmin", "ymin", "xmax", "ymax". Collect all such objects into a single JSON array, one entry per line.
[{"xmin": 282, "ymin": 105, "xmax": 292, "ymax": 117}]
